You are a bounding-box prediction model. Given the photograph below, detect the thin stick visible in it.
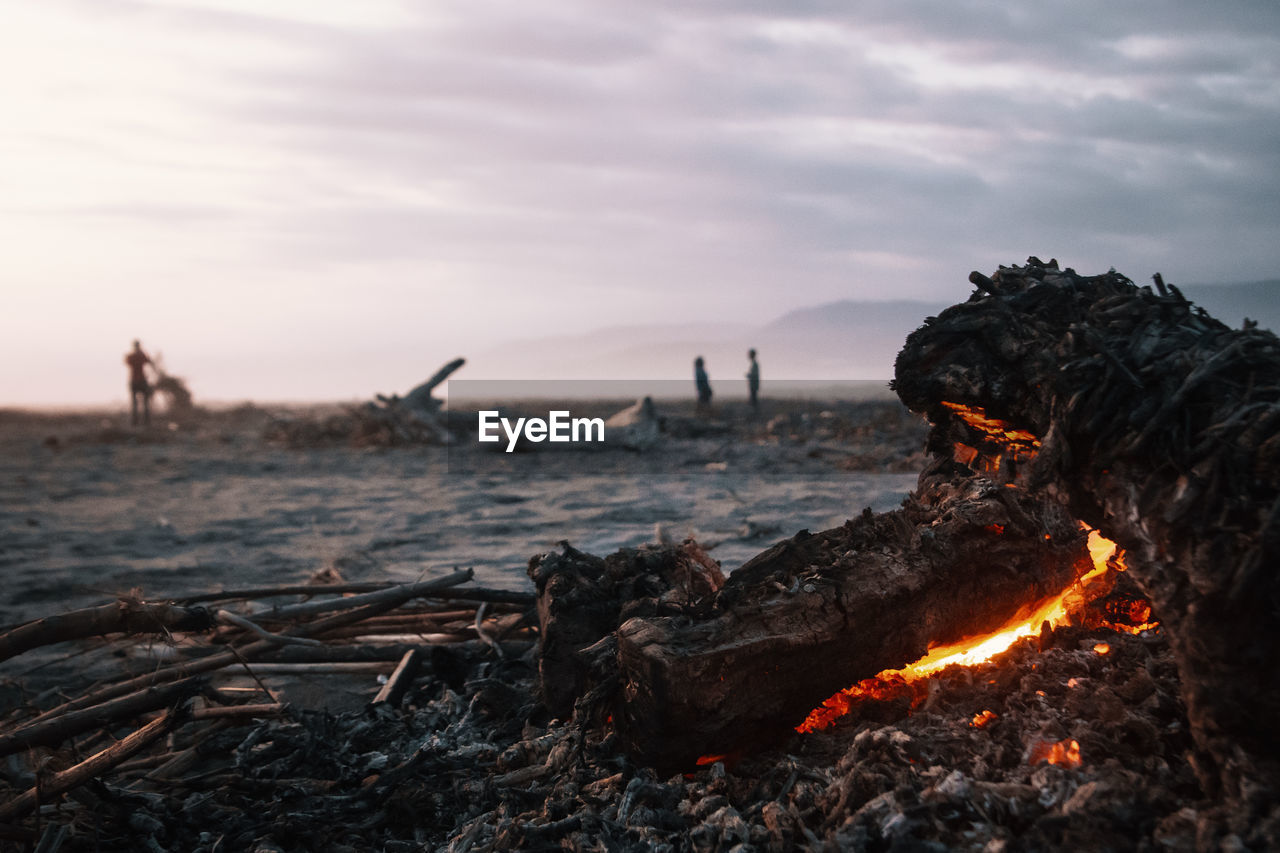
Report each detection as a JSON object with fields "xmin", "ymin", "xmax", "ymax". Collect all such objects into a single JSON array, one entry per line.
[
  {"xmin": 190, "ymin": 702, "xmax": 286, "ymax": 720},
  {"xmin": 246, "ymin": 643, "xmax": 424, "ymax": 664},
  {"xmin": 176, "ymin": 582, "xmax": 394, "ymax": 604},
  {"xmin": 212, "ymin": 663, "xmax": 394, "ymax": 675},
  {"xmin": 325, "ymin": 633, "xmax": 472, "ymax": 644},
  {"xmin": 215, "ymin": 610, "xmax": 325, "ymax": 646},
  {"xmin": 142, "ymin": 703, "xmax": 286, "ymax": 721},
  {"xmin": 415, "ymin": 587, "xmax": 534, "ymax": 607},
  {"xmin": 0, "ymin": 677, "xmax": 203, "ymax": 759},
  {"xmin": 26, "ymin": 570, "xmax": 473, "ymax": 724},
  {"xmin": 176, "ymin": 582, "xmax": 533, "ymax": 607},
  {"xmin": 474, "ymin": 603, "xmax": 504, "ymax": 659},
  {"xmin": 0, "ymin": 711, "xmax": 177, "ymax": 821},
  {"xmin": 370, "ymin": 650, "xmax": 420, "ymax": 706},
  {"xmin": 0, "ymin": 602, "xmax": 215, "ymax": 664},
  {"xmin": 250, "ymin": 572, "xmax": 475, "ymax": 622},
  {"xmin": 34, "ymin": 823, "xmax": 67, "ymax": 853}
]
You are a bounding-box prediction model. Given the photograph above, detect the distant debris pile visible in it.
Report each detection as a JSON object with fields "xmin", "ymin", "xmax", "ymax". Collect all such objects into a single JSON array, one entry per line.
[
  {"xmin": 603, "ymin": 396, "xmax": 661, "ymax": 450},
  {"xmin": 150, "ymin": 354, "xmax": 195, "ymax": 419},
  {"xmin": 749, "ymin": 400, "xmax": 928, "ymax": 471},
  {"xmin": 265, "ymin": 357, "xmax": 464, "ymax": 448}
]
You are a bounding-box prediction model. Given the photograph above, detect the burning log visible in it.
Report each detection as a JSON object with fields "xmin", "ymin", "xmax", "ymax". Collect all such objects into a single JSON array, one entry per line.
[
  {"xmin": 894, "ymin": 259, "xmax": 1280, "ymax": 825},
  {"xmin": 536, "ymin": 462, "xmax": 1098, "ymax": 773}
]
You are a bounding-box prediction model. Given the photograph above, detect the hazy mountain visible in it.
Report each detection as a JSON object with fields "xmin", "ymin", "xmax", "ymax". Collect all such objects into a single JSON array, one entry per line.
[
  {"xmin": 469, "ymin": 300, "xmax": 945, "ymax": 390},
  {"xmin": 469, "ymin": 280, "xmax": 1276, "ymax": 393},
  {"xmin": 752, "ymin": 300, "xmax": 947, "ymax": 379}
]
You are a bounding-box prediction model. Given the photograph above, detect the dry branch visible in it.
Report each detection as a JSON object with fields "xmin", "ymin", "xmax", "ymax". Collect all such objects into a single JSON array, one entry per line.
[
  {"xmin": 0, "ymin": 710, "xmax": 179, "ymax": 821},
  {"xmin": 0, "ymin": 677, "xmax": 203, "ymax": 758},
  {"xmin": 370, "ymin": 650, "xmax": 421, "ymax": 706},
  {"xmin": 214, "ymin": 609, "xmax": 325, "ymax": 646},
  {"xmin": 175, "ymin": 582, "xmax": 394, "ymax": 604},
  {"xmin": 0, "ymin": 601, "xmax": 215, "ymax": 663},
  {"xmin": 248, "ymin": 572, "xmax": 475, "ymax": 623},
  {"xmin": 25, "ymin": 570, "xmax": 473, "ymax": 725}
]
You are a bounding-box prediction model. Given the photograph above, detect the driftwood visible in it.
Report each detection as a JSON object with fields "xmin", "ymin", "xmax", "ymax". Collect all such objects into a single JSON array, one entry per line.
[
  {"xmin": 0, "ymin": 571, "xmax": 532, "ymax": 831},
  {"xmin": 24, "ymin": 570, "xmax": 473, "ymax": 725},
  {"xmin": 263, "ymin": 357, "xmax": 465, "ymax": 446},
  {"xmin": 0, "ymin": 677, "xmax": 204, "ymax": 758},
  {"xmin": 0, "ymin": 600, "xmax": 215, "ymax": 663},
  {"xmin": 894, "ymin": 259, "xmax": 1280, "ymax": 827},
  {"xmin": 0, "ymin": 710, "xmax": 180, "ymax": 822}
]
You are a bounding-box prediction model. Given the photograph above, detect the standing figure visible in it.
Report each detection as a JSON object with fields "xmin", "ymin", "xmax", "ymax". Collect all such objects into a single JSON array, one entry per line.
[
  {"xmin": 694, "ymin": 356, "xmax": 713, "ymax": 414},
  {"xmin": 125, "ymin": 340, "xmax": 153, "ymax": 427},
  {"xmin": 746, "ymin": 348, "xmax": 760, "ymax": 411}
]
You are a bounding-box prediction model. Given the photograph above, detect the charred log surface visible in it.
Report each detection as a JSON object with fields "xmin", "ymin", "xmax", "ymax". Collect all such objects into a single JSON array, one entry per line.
[
  {"xmin": 894, "ymin": 259, "xmax": 1280, "ymax": 824},
  {"xmin": 612, "ymin": 458, "xmax": 1092, "ymax": 774},
  {"xmin": 528, "ymin": 540, "xmax": 725, "ymax": 720}
]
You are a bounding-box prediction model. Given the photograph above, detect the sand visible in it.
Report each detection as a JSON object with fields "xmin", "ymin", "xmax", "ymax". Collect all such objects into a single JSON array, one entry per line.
[{"xmin": 0, "ymin": 399, "xmax": 924, "ymax": 690}]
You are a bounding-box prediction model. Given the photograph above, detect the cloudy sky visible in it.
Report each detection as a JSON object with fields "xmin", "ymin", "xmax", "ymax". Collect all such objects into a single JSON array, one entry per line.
[{"xmin": 3, "ymin": 1, "xmax": 1278, "ymax": 405}]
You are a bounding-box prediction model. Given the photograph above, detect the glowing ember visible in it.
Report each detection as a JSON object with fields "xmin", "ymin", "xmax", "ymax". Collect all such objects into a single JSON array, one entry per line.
[
  {"xmin": 1096, "ymin": 594, "xmax": 1161, "ymax": 635},
  {"xmin": 795, "ymin": 674, "xmax": 915, "ymax": 733},
  {"xmin": 971, "ymin": 710, "xmax": 998, "ymax": 728},
  {"xmin": 695, "ymin": 754, "xmax": 728, "ymax": 766},
  {"xmin": 1029, "ymin": 738, "xmax": 1082, "ymax": 769},
  {"xmin": 940, "ymin": 401, "xmax": 1041, "ymax": 448},
  {"xmin": 1093, "ymin": 642, "xmax": 1111, "ymax": 655},
  {"xmin": 796, "ymin": 525, "xmax": 1128, "ymax": 734}
]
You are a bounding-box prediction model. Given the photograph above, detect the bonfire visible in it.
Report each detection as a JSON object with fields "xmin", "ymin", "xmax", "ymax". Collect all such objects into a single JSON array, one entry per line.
[{"xmin": 2, "ymin": 260, "xmax": 1276, "ymax": 851}]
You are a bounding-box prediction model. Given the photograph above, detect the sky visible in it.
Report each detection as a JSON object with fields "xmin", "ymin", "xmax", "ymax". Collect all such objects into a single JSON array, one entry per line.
[{"xmin": 2, "ymin": 1, "xmax": 1278, "ymax": 405}]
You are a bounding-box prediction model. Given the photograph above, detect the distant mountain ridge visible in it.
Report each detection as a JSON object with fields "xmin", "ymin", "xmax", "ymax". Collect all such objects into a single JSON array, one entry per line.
[{"xmin": 471, "ymin": 280, "xmax": 1276, "ymax": 386}]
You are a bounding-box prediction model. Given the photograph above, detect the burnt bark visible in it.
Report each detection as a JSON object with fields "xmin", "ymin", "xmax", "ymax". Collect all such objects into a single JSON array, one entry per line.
[
  {"xmin": 528, "ymin": 540, "xmax": 725, "ymax": 720},
  {"xmin": 608, "ymin": 461, "xmax": 1093, "ymax": 773},
  {"xmin": 894, "ymin": 259, "xmax": 1280, "ymax": 823}
]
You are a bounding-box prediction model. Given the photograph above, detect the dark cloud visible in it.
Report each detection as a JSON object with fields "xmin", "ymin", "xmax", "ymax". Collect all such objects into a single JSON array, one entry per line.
[{"xmin": 46, "ymin": 1, "xmax": 1280, "ymax": 316}]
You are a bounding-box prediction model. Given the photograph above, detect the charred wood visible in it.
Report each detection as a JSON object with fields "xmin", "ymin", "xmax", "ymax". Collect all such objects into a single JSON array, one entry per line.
[
  {"xmin": 894, "ymin": 258, "xmax": 1280, "ymax": 827},
  {"xmin": 528, "ymin": 540, "xmax": 725, "ymax": 720},
  {"xmin": 607, "ymin": 461, "xmax": 1092, "ymax": 773}
]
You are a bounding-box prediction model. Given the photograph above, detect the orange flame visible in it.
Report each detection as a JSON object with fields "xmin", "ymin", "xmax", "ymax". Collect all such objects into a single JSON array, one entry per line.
[
  {"xmin": 796, "ymin": 526, "xmax": 1124, "ymax": 734},
  {"xmin": 940, "ymin": 402, "xmax": 1040, "ymax": 447},
  {"xmin": 1093, "ymin": 642, "xmax": 1111, "ymax": 655}
]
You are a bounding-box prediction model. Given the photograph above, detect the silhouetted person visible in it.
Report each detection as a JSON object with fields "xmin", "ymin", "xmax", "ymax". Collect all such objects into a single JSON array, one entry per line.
[
  {"xmin": 694, "ymin": 356, "xmax": 712, "ymax": 414},
  {"xmin": 125, "ymin": 340, "xmax": 153, "ymax": 427},
  {"xmin": 746, "ymin": 348, "xmax": 760, "ymax": 411}
]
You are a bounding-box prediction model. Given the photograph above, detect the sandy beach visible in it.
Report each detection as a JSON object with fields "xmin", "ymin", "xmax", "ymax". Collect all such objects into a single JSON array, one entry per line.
[{"xmin": 0, "ymin": 398, "xmax": 925, "ymax": 688}]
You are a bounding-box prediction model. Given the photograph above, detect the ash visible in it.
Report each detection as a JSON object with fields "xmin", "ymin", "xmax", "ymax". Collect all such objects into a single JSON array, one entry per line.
[{"xmin": 53, "ymin": 623, "xmax": 1217, "ymax": 852}]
